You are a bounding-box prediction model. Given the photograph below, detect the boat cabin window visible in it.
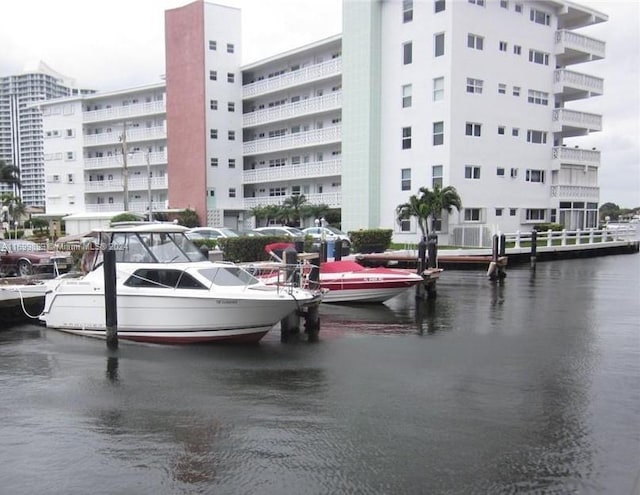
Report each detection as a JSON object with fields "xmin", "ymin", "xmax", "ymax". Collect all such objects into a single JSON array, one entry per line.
[
  {"xmin": 124, "ymin": 269, "xmax": 206, "ymax": 289},
  {"xmin": 198, "ymin": 266, "xmax": 260, "ymax": 286},
  {"xmin": 108, "ymin": 231, "xmax": 206, "ymax": 263}
]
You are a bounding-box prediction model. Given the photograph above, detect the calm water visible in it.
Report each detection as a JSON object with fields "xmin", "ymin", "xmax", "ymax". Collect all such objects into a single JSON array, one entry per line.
[{"xmin": 1, "ymin": 254, "xmax": 638, "ymax": 495}]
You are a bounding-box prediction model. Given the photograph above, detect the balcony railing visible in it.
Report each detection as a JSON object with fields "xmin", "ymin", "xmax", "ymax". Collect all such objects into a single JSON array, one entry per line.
[
  {"xmin": 242, "ymin": 58, "xmax": 342, "ymax": 99},
  {"xmin": 554, "ymin": 69, "xmax": 603, "ymax": 102},
  {"xmin": 555, "ymin": 30, "xmax": 605, "ymax": 65},
  {"xmin": 550, "ymin": 185, "xmax": 599, "ymax": 201},
  {"xmin": 243, "ymin": 91, "xmax": 342, "ymax": 127},
  {"xmin": 243, "ymin": 126, "xmax": 341, "ymax": 156},
  {"xmin": 85, "ymin": 150, "xmax": 167, "ymax": 170},
  {"xmin": 243, "ymin": 158, "xmax": 342, "ymax": 184},
  {"xmin": 83, "ymin": 126, "xmax": 167, "ymax": 147},
  {"xmin": 552, "ymin": 108, "xmax": 602, "ymax": 137},
  {"xmin": 85, "ymin": 200, "xmax": 168, "ymax": 213},
  {"xmin": 244, "ymin": 191, "xmax": 341, "ymax": 209},
  {"xmin": 552, "ymin": 146, "xmax": 601, "ymax": 168},
  {"xmin": 84, "ymin": 176, "xmax": 168, "ymax": 193},
  {"xmin": 83, "ymin": 100, "xmax": 166, "ymax": 123}
]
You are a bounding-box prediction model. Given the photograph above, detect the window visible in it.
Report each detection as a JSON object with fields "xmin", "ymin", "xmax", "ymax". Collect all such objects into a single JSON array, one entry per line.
[
  {"xmin": 228, "ymin": 159, "xmax": 236, "ymax": 168},
  {"xmin": 467, "ymin": 34, "xmax": 484, "ymax": 50},
  {"xmin": 210, "ymin": 158, "xmax": 218, "ymax": 167},
  {"xmin": 515, "ymin": 3, "xmax": 523, "ymax": 13},
  {"xmin": 510, "ymin": 167, "xmax": 518, "ymax": 178},
  {"xmin": 499, "ymin": 41, "xmax": 508, "ymax": 52},
  {"xmin": 526, "ymin": 209, "xmax": 546, "ymax": 221},
  {"xmin": 403, "ymin": 0, "xmax": 413, "ymax": 22},
  {"xmin": 465, "ymin": 165, "xmax": 481, "ymax": 179},
  {"xmin": 229, "ymin": 188, "xmax": 236, "ymax": 198},
  {"xmin": 498, "ymin": 83, "xmax": 506, "ymax": 94},
  {"xmin": 513, "ymin": 86, "xmax": 521, "ymax": 97},
  {"xmin": 65, "ymin": 128, "xmax": 74, "ymax": 137},
  {"xmin": 529, "ymin": 49, "xmax": 549, "ymax": 65},
  {"xmin": 399, "ymin": 217, "xmax": 412, "ymax": 232},
  {"xmin": 227, "ymin": 43, "xmax": 235, "ymax": 53},
  {"xmin": 401, "ymin": 168, "xmax": 412, "ymax": 190},
  {"xmin": 513, "ymin": 45, "xmax": 522, "ymax": 55},
  {"xmin": 496, "ymin": 208, "xmax": 503, "ymax": 216},
  {"xmin": 65, "ymin": 151, "xmax": 75, "ymax": 160},
  {"xmin": 210, "ymin": 99, "xmax": 218, "ymax": 110},
  {"xmin": 530, "ymin": 9, "xmax": 550, "ymax": 25},
  {"xmin": 433, "ymin": 77, "xmax": 444, "ymax": 101},
  {"xmin": 210, "ymin": 129, "xmax": 218, "ymax": 139},
  {"xmin": 67, "ymin": 174, "xmax": 74, "ymax": 183},
  {"xmin": 228, "ymin": 102, "xmax": 235, "ymax": 112},
  {"xmin": 433, "ymin": 122, "xmax": 444, "ymax": 145},
  {"xmin": 435, "ymin": 0, "xmax": 445, "ymax": 13},
  {"xmin": 209, "ymin": 40, "xmax": 217, "ymax": 50},
  {"xmin": 464, "ymin": 209, "xmax": 481, "ymax": 222},
  {"xmin": 227, "ymin": 72, "xmax": 235, "ymax": 83},
  {"xmin": 435, "ymin": 33, "xmax": 445, "ymax": 57},
  {"xmin": 228, "ymin": 130, "xmax": 236, "ymax": 141},
  {"xmin": 467, "ymin": 78, "xmax": 483, "ymax": 94},
  {"xmin": 498, "ymin": 126, "xmax": 505, "ymax": 135},
  {"xmin": 512, "ymin": 128, "xmax": 520, "ymax": 137},
  {"xmin": 209, "ymin": 70, "xmax": 217, "ymax": 81},
  {"xmin": 432, "ymin": 165, "xmax": 443, "ymax": 188},
  {"xmin": 525, "ymin": 169, "xmax": 546, "ymax": 183},
  {"xmin": 500, "ymin": 0, "xmax": 508, "ymax": 8},
  {"xmin": 497, "ymin": 167, "xmax": 505, "ymax": 177},
  {"xmin": 527, "ymin": 90, "xmax": 549, "ymax": 105},
  {"xmin": 468, "ymin": 0, "xmax": 484, "ymax": 5},
  {"xmin": 402, "ymin": 127, "xmax": 412, "ymax": 149},
  {"xmin": 403, "ymin": 42, "xmax": 413, "ymax": 64},
  {"xmin": 465, "ymin": 122, "xmax": 481, "ymax": 137},
  {"xmin": 526, "ymin": 130, "xmax": 547, "ymax": 144},
  {"xmin": 402, "ymin": 84, "xmax": 412, "ymax": 108}
]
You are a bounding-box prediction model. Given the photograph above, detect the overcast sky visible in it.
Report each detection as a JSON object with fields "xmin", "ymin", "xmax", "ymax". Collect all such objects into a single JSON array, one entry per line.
[{"xmin": 1, "ymin": 0, "xmax": 637, "ymax": 207}]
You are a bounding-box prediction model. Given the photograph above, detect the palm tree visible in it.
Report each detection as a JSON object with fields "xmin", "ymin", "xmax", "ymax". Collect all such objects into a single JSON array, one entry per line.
[
  {"xmin": 396, "ymin": 185, "xmax": 462, "ymax": 239},
  {"xmin": 0, "ymin": 160, "xmax": 20, "ymax": 191},
  {"xmin": 282, "ymin": 194, "xmax": 308, "ymax": 227}
]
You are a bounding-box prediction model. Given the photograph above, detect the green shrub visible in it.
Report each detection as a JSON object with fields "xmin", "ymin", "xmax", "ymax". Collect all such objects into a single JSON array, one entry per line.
[
  {"xmin": 348, "ymin": 229, "xmax": 393, "ymax": 253},
  {"xmin": 532, "ymin": 223, "xmax": 564, "ymax": 232}
]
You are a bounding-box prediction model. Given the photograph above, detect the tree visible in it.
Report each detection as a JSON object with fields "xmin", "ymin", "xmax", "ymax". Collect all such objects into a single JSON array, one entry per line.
[
  {"xmin": 396, "ymin": 185, "xmax": 462, "ymax": 239},
  {"xmin": 599, "ymin": 202, "xmax": 620, "ymax": 222},
  {"xmin": 0, "ymin": 160, "xmax": 20, "ymax": 191},
  {"xmin": 177, "ymin": 208, "xmax": 199, "ymax": 228},
  {"xmin": 1, "ymin": 194, "xmax": 26, "ymax": 226},
  {"xmin": 282, "ymin": 194, "xmax": 308, "ymax": 226}
]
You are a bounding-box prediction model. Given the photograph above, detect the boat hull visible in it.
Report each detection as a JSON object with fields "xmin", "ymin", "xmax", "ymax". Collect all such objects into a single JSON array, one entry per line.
[{"xmin": 320, "ymin": 278, "xmax": 421, "ymax": 303}]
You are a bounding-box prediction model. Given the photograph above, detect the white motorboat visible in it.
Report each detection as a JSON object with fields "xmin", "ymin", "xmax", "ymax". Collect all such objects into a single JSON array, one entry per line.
[{"xmin": 40, "ymin": 224, "xmax": 320, "ymax": 344}]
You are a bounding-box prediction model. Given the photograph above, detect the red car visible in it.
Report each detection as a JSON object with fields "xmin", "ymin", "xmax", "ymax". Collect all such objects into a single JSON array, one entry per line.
[{"xmin": 0, "ymin": 239, "xmax": 73, "ymax": 277}]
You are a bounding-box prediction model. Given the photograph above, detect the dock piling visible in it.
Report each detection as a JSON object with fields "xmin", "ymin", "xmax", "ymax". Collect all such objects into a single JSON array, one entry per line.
[
  {"xmin": 103, "ymin": 248, "xmax": 118, "ymax": 349},
  {"xmin": 530, "ymin": 230, "xmax": 537, "ymax": 270}
]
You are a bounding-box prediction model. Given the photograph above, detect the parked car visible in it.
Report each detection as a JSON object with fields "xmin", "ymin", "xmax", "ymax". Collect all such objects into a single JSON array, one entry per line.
[
  {"xmin": 252, "ymin": 226, "xmax": 306, "ymax": 239},
  {"xmin": 302, "ymin": 226, "xmax": 351, "ymax": 246},
  {"xmin": 0, "ymin": 239, "xmax": 73, "ymax": 277},
  {"xmin": 185, "ymin": 227, "xmax": 240, "ymax": 240}
]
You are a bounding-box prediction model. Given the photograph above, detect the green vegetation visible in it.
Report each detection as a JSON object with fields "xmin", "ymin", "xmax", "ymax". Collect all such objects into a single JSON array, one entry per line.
[
  {"xmin": 396, "ymin": 185, "xmax": 462, "ymax": 239},
  {"xmin": 349, "ymin": 229, "xmax": 393, "ymax": 253}
]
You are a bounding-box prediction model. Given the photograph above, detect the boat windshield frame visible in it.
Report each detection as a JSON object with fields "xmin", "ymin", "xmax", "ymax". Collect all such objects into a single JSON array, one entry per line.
[
  {"xmin": 197, "ymin": 266, "xmax": 261, "ymax": 287},
  {"xmin": 103, "ymin": 231, "xmax": 207, "ymax": 264}
]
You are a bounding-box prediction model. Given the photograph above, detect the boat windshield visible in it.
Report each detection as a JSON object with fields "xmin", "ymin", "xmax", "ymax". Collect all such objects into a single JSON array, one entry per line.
[
  {"xmin": 198, "ymin": 266, "xmax": 260, "ymax": 287},
  {"xmin": 107, "ymin": 231, "xmax": 207, "ymax": 263}
]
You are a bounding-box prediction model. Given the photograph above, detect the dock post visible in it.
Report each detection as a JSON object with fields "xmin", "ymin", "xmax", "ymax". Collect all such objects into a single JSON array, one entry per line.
[
  {"xmin": 320, "ymin": 241, "xmax": 327, "ymax": 262},
  {"xmin": 280, "ymin": 247, "xmax": 301, "ymax": 341},
  {"xmin": 304, "ymin": 302, "xmax": 320, "ymax": 342},
  {"xmin": 416, "ymin": 236, "xmax": 427, "ymax": 299},
  {"xmin": 499, "ymin": 234, "xmax": 506, "ymax": 257},
  {"xmin": 103, "ymin": 248, "xmax": 118, "ymax": 349},
  {"xmin": 425, "ymin": 234, "xmax": 438, "ymax": 298},
  {"xmin": 530, "ymin": 229, "xmax": 537, "ymax": 270},
  {"xmin": 334, "ymin": 240, "xmax": 342, "ymax": 261}
]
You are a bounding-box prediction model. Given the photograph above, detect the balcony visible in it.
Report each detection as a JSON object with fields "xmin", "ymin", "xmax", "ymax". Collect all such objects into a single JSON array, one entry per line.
[
  {"xmin": 550, "ymin": 185, "xmax": 599, "ymax": 201},
  {"xmin": 243, "ymin": 191, "xmax": 341, "ymax": 209},
  {"xmin": 85, "ymin": 200, "xmax": 168, "ymax": 214},
  {"xmin": 243, "ymin": 158, "xmax": 341, "ymax": 184},
  {"xmin": 552, "ymin": 146, "xmax": 601, "ymax": 169},
  {"xmin": 83, "ymin": 100, "xmax": 166, "ymax": 124},
  {"xmin": 85, "ymin": 150, "xmax": 167, "ymax": 170},
  {"xmin": 83, "ymin": 126, "xmax": 167, "ymax": 147},
  {"xmin": 243, "ymin": 92, "xmax": 341, "ymax": 128},
  {"xmin": 243, "ymin": 126, "xmax": 341, "ymax": 156},
  {"xmin": 85, "ymin": 176, "xmax": 168, "ymax": 193},
  {"xmin": 552, "ymin": 108, "xmax": 602, "ymax": 137},
  {"xmin": 554, "ymin": 69, "xmax": 603, "ymax": 103},
  {"xmin": 242, "ymin": 58, "xmax": 342, "ymax": 99},
  {"xmin": 555, "ymin": 30, "xmax": 605, "ymax": 66}
]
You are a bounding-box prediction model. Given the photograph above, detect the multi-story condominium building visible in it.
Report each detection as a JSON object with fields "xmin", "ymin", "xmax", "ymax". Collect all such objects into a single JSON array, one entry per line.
[
  {"xmin": 39, "ymin": 83, "xmax": 168, "ymax": 218},
  {"xmin": 163, "ymin": 0, "xmax": 606, "ymax": 245},
  {"xmin": 0, "ymin": 62, "xmax": 94, "ymax": 207}
]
